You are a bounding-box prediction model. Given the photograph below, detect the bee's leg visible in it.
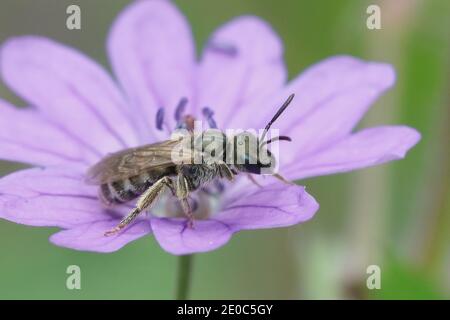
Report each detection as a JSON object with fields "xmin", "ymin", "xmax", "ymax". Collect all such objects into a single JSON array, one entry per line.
[
  {"xmin": 165, "ymin": 180, "xmax": 176, "ymax": 196},
  {"xmin": 176, "ymin": 175, "xmax": 195, "ymax": 228},
  {"xmin": 273, "ymin": 173, "xmax": 294, "ymax": 185},
  {"xmin": 104, "ymin": 176, "xmax": 173, "ymax": 236},
  {"xmin": 246, "ymin": 173, "xmax": 263, "ymax": 188},
  {"xmin": 217, "ymin": 162, "xmax": 234, "ymax": 181},
  {"xmin": 180, "ymin": 198, "xmax": 194, "ymax": 228}
]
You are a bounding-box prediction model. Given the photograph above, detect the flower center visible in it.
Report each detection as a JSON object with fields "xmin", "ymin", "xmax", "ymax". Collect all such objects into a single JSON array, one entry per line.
[
  {"xmin": 156, "ymin": 97, "xmax": 218, "ymax": 133},
  {"xmin": 153, "ymin": 97, "xmax": 225, "ymax": 220}
]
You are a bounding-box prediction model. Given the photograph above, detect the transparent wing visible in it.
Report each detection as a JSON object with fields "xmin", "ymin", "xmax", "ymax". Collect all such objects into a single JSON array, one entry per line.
[{"xmin": 85, "ymin": 139, "xmax": 191, "ymax": 184}]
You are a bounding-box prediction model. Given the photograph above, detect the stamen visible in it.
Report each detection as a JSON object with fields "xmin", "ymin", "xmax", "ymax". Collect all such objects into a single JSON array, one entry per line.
[
  {"xmin": 202, "ymin": 107, "xmax": 218, "ymax": 129},
  {"xmin": 190, "ymin": 197, "xmax": 199, "ymax": 212},
  {"xmin": 214, "ymin": 180, "xmax": 225, "ymax": 193},
  {"xmin": 174, "ymin": 97, "xmax": 188, "ymax": 121},
  {"xmin": 208, "ymin": 41, "xmax": 238, "ymax": 57},
  {"xmin": 156, "ymin": 107, "xmax": 165, "ymax": 131}
]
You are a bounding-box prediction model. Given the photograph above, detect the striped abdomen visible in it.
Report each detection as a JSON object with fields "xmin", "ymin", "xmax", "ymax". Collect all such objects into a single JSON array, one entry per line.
[{"xmin": 99, "ymin": 168, "xmax": 175, "ymax": 205}]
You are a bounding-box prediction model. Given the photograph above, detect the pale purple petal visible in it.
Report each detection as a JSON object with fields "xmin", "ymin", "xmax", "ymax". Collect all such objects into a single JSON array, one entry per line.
[
  {"xmin": 198, "ymin": 16, "xmax": 286, "ymax": 127},
  {"xmin": 0, "ymin": 99, "xmax": 97, "ymax": 166},
  {"xmin": 0, "ymin": 168, "xmax": 123, "ymax": 228},
  {"xmin": 282, "ymin": 63, "xmax": 394, "ymax": 161},
  {"xmin": 108, "ymin": 0, "xmax": 195, "ymax": 138},
  {"xmin": 151, "ymin": 183, "xmax": 318, "ymax": 255},
  {"xmin": 0, "ymin": 36, "xmax": 140, "ymax": 157},
  {"xmin": 285, "ymin": 126, "xmax": 421, "ymax": 180},
  {"xmin": 50, "ymin": 219, "xmax": 151, "ymax": 253},
  {"xmin": 217, "ymin": 183, "xmax": 318, "ymax": 230},
  {"xmin": 234, "ymin": 56, "xmax": 395, "ymax": 164},
  {"xmin": 151, "ymin": 218, "xmax": 232, "ymax": 255}
]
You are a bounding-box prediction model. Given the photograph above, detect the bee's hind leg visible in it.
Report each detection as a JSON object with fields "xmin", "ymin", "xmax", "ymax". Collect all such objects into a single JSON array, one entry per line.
[
  {"xmin": 104, "ymin": 207, "xmax": 141, "ymax": 237},
  {"xmin": 104, "ymin": 176, "xmax": 173, "ymax": 236}
]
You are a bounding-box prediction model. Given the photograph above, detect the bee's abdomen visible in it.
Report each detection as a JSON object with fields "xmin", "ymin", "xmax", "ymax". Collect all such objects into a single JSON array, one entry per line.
[{"xmin": 99, "ymin": 173, "xmax": 154, "ymax": 205}]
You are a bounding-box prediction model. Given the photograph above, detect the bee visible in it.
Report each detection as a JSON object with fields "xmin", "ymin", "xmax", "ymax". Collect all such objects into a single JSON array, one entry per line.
[{"xmin": 86, "ymin": 94, "xmax": 295, "ymax": 236}]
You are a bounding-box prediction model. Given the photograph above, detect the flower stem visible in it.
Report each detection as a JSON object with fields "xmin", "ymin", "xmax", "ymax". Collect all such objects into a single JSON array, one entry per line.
[{"xmin": 175, "ymin": 254, "xmax": 194, "ymax": 300}]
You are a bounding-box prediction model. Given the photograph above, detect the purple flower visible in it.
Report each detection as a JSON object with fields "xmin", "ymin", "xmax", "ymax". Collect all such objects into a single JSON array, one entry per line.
[{"xmin": 0, "ymin": 0, "xmax": 420, "ymax": 255}]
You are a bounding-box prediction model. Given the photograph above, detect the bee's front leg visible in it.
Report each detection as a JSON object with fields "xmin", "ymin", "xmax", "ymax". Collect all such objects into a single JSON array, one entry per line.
[
  {"xmin": 217, "ymin": 162, "xmax": 235, "ymax": 181},
  {"xmin": 104, "ymin": 176, "xmax": 173, "ymax": 236}
]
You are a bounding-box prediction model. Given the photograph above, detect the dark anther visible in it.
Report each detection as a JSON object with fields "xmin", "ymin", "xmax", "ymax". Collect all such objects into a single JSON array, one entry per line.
[
  {"xmin": 202, "ymin": 180, "xmax": 225, "ymax": 196},
  {"xmin": 202, "ymin": 107, "xmax": 213, "ymax": 118},
  {"xmin": 201, "ymin": 187, "xmax": 214, "ymax": 196},
  {"xmin": 207, "ymin": 41, "xmax": 238, "ymax": 57},
  {"xmin": 190, "ymin": 198, "xmax": 199, "ymax": 212},
  {"xmin": 214, "ymin": 180, "xmax": 225, "ymax": 193},
  {"xmin": 174, "ymin": 97, "xmax": 188, "ymax": 121},
  {"xmin": 156, "ymin": 107, "xmax": 165, "ymax": 131},
  {"xmin": 202, "ymin": 107, "xmax": 218, "ymax": 129}
]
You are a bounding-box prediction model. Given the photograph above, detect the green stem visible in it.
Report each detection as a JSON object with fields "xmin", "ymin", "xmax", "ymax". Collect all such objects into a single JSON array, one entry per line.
[{"xmin": 175, "ymin": 254, "xmax": 194, "ymax": 300}]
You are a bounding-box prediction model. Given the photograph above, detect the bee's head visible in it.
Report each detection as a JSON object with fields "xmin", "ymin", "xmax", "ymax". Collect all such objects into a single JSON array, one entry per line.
[
  {"xmin": 233, "ymin": 94, "xmax": 295, "ymax": 175},
  {"xmin": 232, "ymin": 132, "xmax": 271, "ymax": 175},
  {"xmin": 233, "ymin": 132, "xmax": 292, "ymax": 175}
]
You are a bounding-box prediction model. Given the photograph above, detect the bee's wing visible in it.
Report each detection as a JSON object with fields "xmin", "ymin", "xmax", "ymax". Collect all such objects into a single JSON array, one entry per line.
[{"xmin": 85, "ymin": 139, "xmax": 192, "ymax": 185}]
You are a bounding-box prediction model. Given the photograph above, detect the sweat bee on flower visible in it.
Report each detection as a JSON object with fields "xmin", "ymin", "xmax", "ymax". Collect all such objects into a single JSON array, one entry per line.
[{"xmin": 86, "ymin": 94, "xmax": 295, "ymax": 236}]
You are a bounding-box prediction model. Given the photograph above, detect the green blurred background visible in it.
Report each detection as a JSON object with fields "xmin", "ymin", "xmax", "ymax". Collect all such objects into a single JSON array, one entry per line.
[{"xmin": 0, "ymin": 0, "xmax": 449, "ymax": 299}]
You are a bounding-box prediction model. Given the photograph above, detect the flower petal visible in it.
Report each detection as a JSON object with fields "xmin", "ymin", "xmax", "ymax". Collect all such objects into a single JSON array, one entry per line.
[
  {"xmin": 286, "ymin": 126, "xmax": 421, "ymax": 180},
  {"xmin": 0, "ymin": 36, "xmax": 140, "ymax": 157},
  {"xmin": 0, "ymin": 168, "xmax": 121, "ymax": 228},
  {"xmin": 151, "ymin": 218, "xmax": 232, "ymax": 255},
  {"xmin": 198, "ymin": 16, "xmax": 286, "ymax": 128},
  {"xmin": 151, "ymin": 183, "xmax": 318, "ymax": 255},
  {"xmin": 50, "ymin": 219, "xmax": 151, "ymax": 253},
  {"xmin": 217, "ymin": 183, "xmax": 319, "ymax": 230},
  {"xmin": 0, "ymin": 99, "xmax": 97, "ymax": 166},
  {"xmin": 235, "ymin": 56, "xmax": 395, "ymax": 163},
  {"xmin": 108, "ymin": 0, "xmax": 195, "ymax": 138}
]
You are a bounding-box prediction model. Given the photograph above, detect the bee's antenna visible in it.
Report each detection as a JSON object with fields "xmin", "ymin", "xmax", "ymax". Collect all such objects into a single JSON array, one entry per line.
[
  {"xmin": 259, "ymin": 94, "xmax": 295, "ymax": 145},
  {"xmin": 261, "ymin": 135, "xmax": 292, "ymax": 147}
]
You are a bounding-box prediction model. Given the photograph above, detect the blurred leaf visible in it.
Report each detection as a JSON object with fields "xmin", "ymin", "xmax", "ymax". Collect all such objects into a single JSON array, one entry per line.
[
  {"xmin": 389, "ymin": 0, "xmax": 450, "ymax": 240},
  {"xmin": 369, "ymin": 253, "xmax": 446, "ymax": 300}
]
